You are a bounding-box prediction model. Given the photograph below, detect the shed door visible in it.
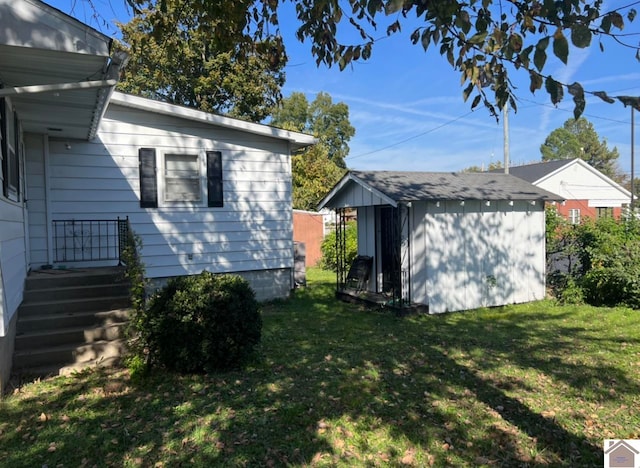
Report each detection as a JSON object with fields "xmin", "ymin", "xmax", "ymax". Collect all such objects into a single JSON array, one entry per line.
[{"xmin": 378, "ymin": 206, "xmax": 400, "ymax": 294}]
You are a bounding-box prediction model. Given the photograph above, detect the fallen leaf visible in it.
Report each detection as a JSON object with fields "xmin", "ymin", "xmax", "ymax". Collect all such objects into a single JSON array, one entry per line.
[
  {"xmin": 401, "ymin": 447, "xmax": 416, "ymax": 465},
  {"xmin": 39, "ymin": 413, "xmax": 48, "ymax": 422},
  {"xmin": 47, "ymin": 442, "xmax": 57, "ymax": 452}
]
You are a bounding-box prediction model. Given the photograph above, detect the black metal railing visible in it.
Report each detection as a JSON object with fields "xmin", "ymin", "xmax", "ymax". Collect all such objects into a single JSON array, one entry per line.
[{"xmin": 52, "ymin": 217, "xmax": 129, "ymax": 264}]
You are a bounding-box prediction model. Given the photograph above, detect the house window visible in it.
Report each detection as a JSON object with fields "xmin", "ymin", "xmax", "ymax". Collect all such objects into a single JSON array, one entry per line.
[
  {"xmin": 596, "ymin": 207, "xmax": 613, "ymax": 219},
  {"xmin": 138, "ymin": 148, "xmax": 223, "ymax": 208},
  {"xmin": 0, "ymin": 98, "xmax": 20, "ymax": 202},
  {"xmin": 164, "ymin": 154, "xmax": 201, "ymax": 202},
  {"xmin": 568, "ymin": 208, "xmax": 580, "ymax": 225}
]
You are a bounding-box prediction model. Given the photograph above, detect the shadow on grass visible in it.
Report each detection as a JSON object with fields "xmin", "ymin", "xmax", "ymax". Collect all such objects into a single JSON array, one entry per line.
[{"xmin": 2, "ymin": 273, "xmax": 639, "ymax": 466}]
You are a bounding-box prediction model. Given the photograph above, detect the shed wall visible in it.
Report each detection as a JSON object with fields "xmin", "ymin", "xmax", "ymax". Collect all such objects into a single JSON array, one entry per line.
[{"xmin": 411, "ymin": 200, "xmax": 545, "ymax": 313}]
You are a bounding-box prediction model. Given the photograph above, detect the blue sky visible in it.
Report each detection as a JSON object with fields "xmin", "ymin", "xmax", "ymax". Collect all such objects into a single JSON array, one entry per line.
[{"xmin": 48, "ymin": 0, "xmax": 639, "ymax": 176}]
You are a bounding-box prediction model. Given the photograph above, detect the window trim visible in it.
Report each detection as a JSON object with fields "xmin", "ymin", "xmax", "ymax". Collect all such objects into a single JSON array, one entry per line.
[
  {"xmin": 568, "ymin": 208, "xmax": 580, "ymax": 225},
  {"xmin": 596, "ymin": 207, "xmax": 614, "ymax": 219},
  {"xmin": 1, "ymin": 98, "xmax": 20, "ymax": 202},
  {"xmin": 163, "ymin": 153, "xmax": 202, "ymax": 203},
  {"xmin": 138, "ymin": 148, "xmax": 224, "ymax": 209}
]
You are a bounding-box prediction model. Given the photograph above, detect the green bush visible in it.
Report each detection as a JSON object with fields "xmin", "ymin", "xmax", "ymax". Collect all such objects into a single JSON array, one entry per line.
[
  {"xmin": 548, "ymin": 214, "xmax": 640, "ymax": 309},
  {"xmin": 320, "ymin": 221, "xmax": 357, "ymax": 271},
  {"xmin": 139, "ymin": 272, "xmax": 261, "ymax": 373}
]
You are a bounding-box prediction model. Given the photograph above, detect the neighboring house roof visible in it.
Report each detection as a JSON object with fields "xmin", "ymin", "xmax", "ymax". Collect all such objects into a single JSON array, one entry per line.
[
  {"xmin": 0, "ymin": 0, "xmax": 125, "ymax": 140},
  {"xmin": 109, "ymin": 93, "xmax": 317, "ymax": 150},
  {"xmin": 493, "ymin": 158, "xmax": 632, "ymax": 200},
  {"xmin": 502, "ymin": 159, "xmax": 575, "ymax": 183},
  {"xmin": 319, "ymin": 170, "xmax": 562, "ymax": 209}
]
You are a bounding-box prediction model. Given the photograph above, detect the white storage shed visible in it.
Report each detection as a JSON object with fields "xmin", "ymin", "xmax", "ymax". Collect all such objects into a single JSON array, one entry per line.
[{"xmin": 319, "ymin": 171, "xmax": 561, "ymax": 314}]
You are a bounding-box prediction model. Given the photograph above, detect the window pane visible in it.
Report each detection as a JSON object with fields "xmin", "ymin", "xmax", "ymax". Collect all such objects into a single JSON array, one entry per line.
[
  {"xmin": 164, "ymin": 154, "xmax": 200, "ymax": 202},
  {"xmin": 165, "ymin": 177, "xmax": 201, "ymax": 201}
]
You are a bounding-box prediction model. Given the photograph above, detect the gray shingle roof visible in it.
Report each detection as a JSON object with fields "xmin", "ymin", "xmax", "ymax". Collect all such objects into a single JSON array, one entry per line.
[
  {"xmin": 489, "ymin": 159, "xmax": 575, "ymax": 183},
  {"xmin": 350, "ymin": 170, "xmax": 562, "ymax": 202}
]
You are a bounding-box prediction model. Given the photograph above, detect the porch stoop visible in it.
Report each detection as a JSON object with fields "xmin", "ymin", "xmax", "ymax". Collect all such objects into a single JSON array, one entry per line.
[{"xmin": 12, "ymin": 267, "xmax": 131, "ymax": 380}]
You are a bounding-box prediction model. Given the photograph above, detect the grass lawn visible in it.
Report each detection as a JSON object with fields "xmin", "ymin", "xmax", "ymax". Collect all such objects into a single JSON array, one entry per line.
[{"xmin": 1, "ymin": 268, "xmax": 640, "ymax": 467}]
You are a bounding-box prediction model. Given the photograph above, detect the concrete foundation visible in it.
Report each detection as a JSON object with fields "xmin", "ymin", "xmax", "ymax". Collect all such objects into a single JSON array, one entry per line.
[
  {"xmin": 0, "ymin": 312, "xmax": 17, "ymax": 396},
  {"xmin": 147, "ymin": 268, "xmax": 293, "ymax": 303}
]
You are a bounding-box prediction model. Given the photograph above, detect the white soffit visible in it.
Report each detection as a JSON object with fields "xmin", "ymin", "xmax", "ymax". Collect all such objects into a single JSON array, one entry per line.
[{"xmin": 0, "ymin": 0, "xmax": 117, "ymax": 140}]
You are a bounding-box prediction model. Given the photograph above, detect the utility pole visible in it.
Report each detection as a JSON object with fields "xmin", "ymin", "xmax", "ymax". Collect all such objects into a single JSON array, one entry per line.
[
  {"xmin": 503, "ymin": 102, "xmax": 509, "ymax": 174},
  {"xmin": 632, "ymin": 107, "xmax": 635, "ymax": 212}
]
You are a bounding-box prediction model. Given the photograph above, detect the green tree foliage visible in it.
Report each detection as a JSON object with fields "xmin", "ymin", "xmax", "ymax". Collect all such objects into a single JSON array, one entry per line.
[
  {"xmin": 271, "ymin": 92, "xmax": 355, "ymax": 168},
  {"xmin": 117, "ymin": 1, "xmax": 285, "ymax": 120},
  {"xmin": 464, "ymin": 161, "xmax": 504, "ymax": 172},
  {"xmin": 125, "ymin": 0, "xmax": 640, "ymax": 118},
  {"xmin": 292, "ymin": 145, "xmax": 345, "ymax": 211},
  {"xmin": 270, "ymin": 92, "xmax": 353, "ymax": 209},
  {"xmin": 540, "ymin": 118, "xmax": 621, "ymax": 179},
  {"xmin": 320, "ymin": 221, "xmax": 358, "ymax": 272},
  {"xmin": 547, "ymin": 213, "xmax": 640, "ymax": 308}
]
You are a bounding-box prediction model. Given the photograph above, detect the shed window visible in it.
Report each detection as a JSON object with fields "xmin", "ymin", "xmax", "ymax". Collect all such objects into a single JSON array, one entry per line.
[
  {"xmin": 164, "ymin": 154, "xmax": 201, "ymax": 202},
  {"xmin": 568, "ymin": 208, "xmax": 580, "ymax": 225}
]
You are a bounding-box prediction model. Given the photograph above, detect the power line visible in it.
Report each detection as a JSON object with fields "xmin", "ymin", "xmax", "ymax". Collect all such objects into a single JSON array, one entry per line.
[{"xmin": 346, "ymin": 109, "xmax": 476, "ymax": 161}]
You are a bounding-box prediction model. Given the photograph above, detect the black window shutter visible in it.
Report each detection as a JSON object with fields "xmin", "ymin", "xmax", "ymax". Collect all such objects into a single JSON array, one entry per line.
[
  {"xmin": 206, "ymin": 151, "xmax": 223, "ymax": 207},
  {"xmin": 1, "ymin": 99, "xmax": 7, "ymax": 198},
  {"xmin": 139, "ymin": 148, "xmax": 157, "ymax": 208},
  {"xmin": 13, "ymin": 110, "xmax": 20, "ymax": 199}
]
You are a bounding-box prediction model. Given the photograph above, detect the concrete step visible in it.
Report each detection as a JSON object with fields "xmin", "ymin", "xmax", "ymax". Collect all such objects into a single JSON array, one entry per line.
[
  {"xmin": 13, "ymin": 356, "xmax": 123, "ymax": 381},
  {"xmin": 21, "ymin": 283, "xmax": 130, "ymax": 304},
  {"xmin": 16, "ymin": 308, "xmax": 130, "ymax": 334},
  {"xmin": 24, "ymin": 267, "xmax": 127, "ymax": 290},
  {"xmin": 13, "ymin": 339, "xmax": 126, "ymax": 370},
  {"xmin": 14, "ymin": 322, "xmax": 127, "ymax": 351},
  {"xmin": 18, "ymin": 295, "xmax": 130, "ymax": 317}
]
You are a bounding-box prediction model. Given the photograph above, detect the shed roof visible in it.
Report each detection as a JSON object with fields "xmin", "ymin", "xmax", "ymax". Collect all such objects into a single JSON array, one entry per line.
[{"xmin": 319, "ymin": 170, "xmax": 562, "ymax": 209}]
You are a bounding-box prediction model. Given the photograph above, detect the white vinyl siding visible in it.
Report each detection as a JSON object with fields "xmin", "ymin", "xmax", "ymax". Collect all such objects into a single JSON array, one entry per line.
[
  {"xmin": 536, "ymin": 160, "xmax": 630, "ymax": 208},
  {"xmin": 408, "ymin": 200, "xmax": 546, "ymax": 313},
  {"xmin": 41, "ymin": 103, "xmax": 294, "ymax": 280},
  {"xmin": 0, "ymin": 98, "xmax": 26, "ymax": 335}
]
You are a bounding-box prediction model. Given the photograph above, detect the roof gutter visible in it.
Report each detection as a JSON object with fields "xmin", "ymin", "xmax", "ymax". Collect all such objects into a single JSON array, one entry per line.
[
  {"xmin": 88, "ymin": 49, "xmax": 129, "ymax": 140},
  {"xmin": 0, "ymin": 79, "xmax": 118, "ymax": 97}
]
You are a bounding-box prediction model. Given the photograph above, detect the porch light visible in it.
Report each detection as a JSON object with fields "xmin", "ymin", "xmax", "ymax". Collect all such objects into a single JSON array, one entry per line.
[{"xmin": 485, "ymin": 201, "xmax": 491, "ymax": 206}]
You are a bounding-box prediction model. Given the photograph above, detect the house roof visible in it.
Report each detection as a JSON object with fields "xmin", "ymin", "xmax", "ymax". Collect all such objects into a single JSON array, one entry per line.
[
  {"xmin": 493, "ymin": 158, "xmax": 632, "ymax": 198},
  {"xmin": 319, "ymin": 170, "xmax": 562, "ymax": 209},
  {"xmin": 500, "ymin": 159, "xmax": 575, "ymax": 183},
  {"xmin": 0, "ymin": 0, "xmax": 125, "ymax": 140},
  {"xmin": 109, "ymin": 92, "xmax": 317, "ymax": 150}
]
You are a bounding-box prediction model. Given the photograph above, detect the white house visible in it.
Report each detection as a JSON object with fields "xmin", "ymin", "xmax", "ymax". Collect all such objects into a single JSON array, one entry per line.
[
  {"xmin": 0, "ymin": 0, "xmax": 315, "ymax": 391},
  {"xmin": 500, "ymin": 159, "xmax": 632, "ymax": 222},
  {"xmin": 318, "ymin": 171, "xmax": 561, "ymax": 314}
]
